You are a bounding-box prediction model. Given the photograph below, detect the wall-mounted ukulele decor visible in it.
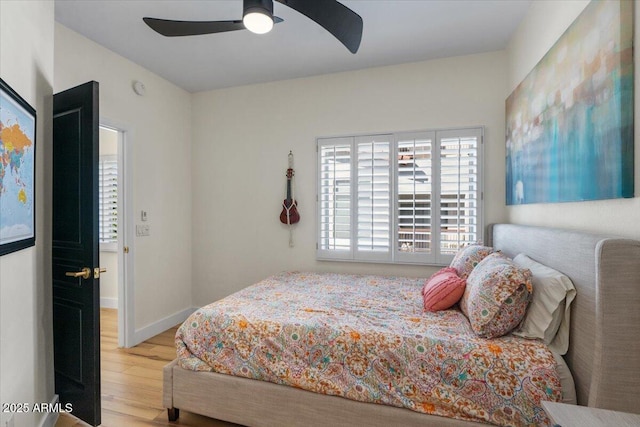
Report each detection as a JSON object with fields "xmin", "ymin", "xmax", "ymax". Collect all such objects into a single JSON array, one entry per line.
[{"xmin": 280, "ymin": 151, "xmax": 300, "ymax": 247}]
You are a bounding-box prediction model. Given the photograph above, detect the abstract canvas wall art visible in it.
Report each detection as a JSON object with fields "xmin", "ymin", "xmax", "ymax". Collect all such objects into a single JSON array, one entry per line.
[{"xmin": 506, "ymin": 0, "xmax": 633, "ymax": 205}]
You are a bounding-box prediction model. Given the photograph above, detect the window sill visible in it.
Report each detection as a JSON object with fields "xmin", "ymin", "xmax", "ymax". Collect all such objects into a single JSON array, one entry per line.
[{"xmin": 316, "ymin": 256, "xmax": 450, "ymax": 268}]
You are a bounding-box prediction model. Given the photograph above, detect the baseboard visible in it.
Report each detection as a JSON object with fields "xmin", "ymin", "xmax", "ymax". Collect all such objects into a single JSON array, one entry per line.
[
  {"xmin": 38, "ymin": 394, "xmax": 59, "ymax": 427},
  {"xmin": 132, "ymin": 306, "xmax": 196, "ymax": 345},
  {"xmin": 100, "ymin": 297, "xmax": 118, "ymax": 309}
]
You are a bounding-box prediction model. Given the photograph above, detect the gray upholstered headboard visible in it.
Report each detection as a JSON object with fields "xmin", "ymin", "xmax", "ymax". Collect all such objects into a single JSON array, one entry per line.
[{"xmin": 488, "ymin": 224, "xmax": 640, "ymax": 414}]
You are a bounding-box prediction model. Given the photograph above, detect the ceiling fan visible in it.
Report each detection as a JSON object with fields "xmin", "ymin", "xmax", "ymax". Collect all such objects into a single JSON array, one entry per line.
[{"xmin": 143, "ymin": 0, "xmax": 363, "ymax": 53}]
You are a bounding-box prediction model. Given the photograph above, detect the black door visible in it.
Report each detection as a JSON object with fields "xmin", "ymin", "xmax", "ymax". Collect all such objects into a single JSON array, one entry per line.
[{"xmin": 52, "ymin": 81, "xmax": 101, "ymax": 426}]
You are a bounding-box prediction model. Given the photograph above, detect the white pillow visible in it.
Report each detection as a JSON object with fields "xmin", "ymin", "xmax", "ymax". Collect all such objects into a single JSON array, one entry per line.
[
  {"xmin": 552, "ymin": 351, "xmax": 577, "ymax": 404},
  {"xmin": 512, "ymin": 254, "xmax": 576, "ymax": 355}
]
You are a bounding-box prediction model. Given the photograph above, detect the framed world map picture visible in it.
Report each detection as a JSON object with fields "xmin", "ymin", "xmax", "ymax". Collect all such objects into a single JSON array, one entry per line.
[{"xmin": 0, "ymin": 78, "xmax": 36, "ymax": 256}]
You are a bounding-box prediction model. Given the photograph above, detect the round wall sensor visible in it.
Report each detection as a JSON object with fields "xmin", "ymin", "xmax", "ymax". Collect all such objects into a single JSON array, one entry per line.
[{"xmin": 132, "ymin": 81, "xmax": 146, "ymax": 96}]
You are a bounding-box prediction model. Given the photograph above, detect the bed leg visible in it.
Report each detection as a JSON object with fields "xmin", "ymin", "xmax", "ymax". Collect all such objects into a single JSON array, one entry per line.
[{"xmin": 168, "ymin": 407, "xmax": 179, "ymax": 421}]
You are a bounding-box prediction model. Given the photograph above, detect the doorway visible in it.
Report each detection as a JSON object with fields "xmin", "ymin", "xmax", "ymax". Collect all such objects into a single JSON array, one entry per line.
[
  {"xmin": 98, "ymin": 123, "xmax": 132, "ymax": 348},
  {"xmin": 98, "ymin": 126, "xmax": 119, "ymax": 310}
]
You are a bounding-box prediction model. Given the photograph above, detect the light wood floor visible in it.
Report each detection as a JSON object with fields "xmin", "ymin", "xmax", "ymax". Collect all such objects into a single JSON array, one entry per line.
[{"xmin": 55, "ymin": 308, "xmax": 238, "ymax": 427}]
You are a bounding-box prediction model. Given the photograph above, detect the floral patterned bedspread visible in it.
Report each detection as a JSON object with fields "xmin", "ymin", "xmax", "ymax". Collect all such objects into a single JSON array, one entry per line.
[{"xmin": 176, "ymin": 272, "xmax": 561, "ymax": 426}]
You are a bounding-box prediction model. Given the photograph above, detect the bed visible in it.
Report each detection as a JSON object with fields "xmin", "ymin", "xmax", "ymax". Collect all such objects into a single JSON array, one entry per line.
[{"xmin": 163, "ymin": 224, "xmax": 640, "ymax": 426}]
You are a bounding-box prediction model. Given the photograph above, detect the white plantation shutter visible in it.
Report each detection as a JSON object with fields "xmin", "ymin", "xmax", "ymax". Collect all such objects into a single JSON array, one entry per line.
[
  {"xmin": 317, "ymin": 127, "xmax": 482, "ymax": 265},
  {"xmin": 99, "ymin": 157, "xmax": 118, "ymax": 248},
  {"xmin": 437, "ymin": 129, "xmax": 482, "ymax": 263},
  {"xmin": 395, "ymin": 132, "xmax": 434, "ymax": 263},
  {"xmin": 318, "ymin": 138, "xmax": 352, "ymax": 258},
  {"xmin": 356, "ymin": 135, "xmax": 391, "ymax": 261}
]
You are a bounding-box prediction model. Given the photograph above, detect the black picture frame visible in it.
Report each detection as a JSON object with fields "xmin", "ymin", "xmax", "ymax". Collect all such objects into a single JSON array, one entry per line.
[{"xmin": 0, "ymin": 77, "xmax": 36, "ymax": 256}]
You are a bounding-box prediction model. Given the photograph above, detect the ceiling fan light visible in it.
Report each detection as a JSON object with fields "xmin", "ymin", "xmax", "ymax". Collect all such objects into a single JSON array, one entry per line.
[
  {"xmin": 243, "ymin": 0, "xmax": 274, "ymax": 34},
  {"xmin": 243, "ymin": 12, "xmax": 273, "ymax": 34}
]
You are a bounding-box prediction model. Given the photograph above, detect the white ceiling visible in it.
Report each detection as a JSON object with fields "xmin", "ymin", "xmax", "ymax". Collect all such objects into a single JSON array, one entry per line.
[{"xmin": 55, "ymin": 0, "xmax": 531, "ymax": 93}]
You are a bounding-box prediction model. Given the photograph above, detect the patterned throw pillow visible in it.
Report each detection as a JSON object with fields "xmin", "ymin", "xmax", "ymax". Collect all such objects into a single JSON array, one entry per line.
[
  {"xmin": 459, "ymin": 252, "xmax": 533, "ymax": 338},
  {"xmin": 449, "ymin": 244, "xmax": 495, "ymax": 279},
  {"xmin": 422, "ymin": 267, "xmax": 466, "ymax": 312}
]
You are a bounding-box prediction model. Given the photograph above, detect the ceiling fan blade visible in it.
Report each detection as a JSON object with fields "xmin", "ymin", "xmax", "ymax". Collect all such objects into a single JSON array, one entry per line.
[
  {"xmin": 143, "ymin": 16, "xmax": 284, "ymax": 37},
  {"xmin": 275, "ymin": 0, "xmax": 362, "ymax": 53}
]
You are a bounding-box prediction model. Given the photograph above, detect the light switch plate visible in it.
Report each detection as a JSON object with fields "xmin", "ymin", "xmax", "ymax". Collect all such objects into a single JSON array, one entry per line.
[
  {"xmin": 136, "ymin": 225, "xmax": 150, "ymax": 237},
  {"xmin": 141, "ymin": 210, "xmax": 148, "ymax": 221}
]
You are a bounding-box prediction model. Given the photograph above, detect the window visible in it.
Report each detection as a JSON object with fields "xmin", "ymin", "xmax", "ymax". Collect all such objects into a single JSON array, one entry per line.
[
  {"xmin": 99, "ymin": 156, "xmax": 118, "ymax": 250},
  {"xmin": 317, "ymin": 128, "xmax": 483, "ymax": 265}
]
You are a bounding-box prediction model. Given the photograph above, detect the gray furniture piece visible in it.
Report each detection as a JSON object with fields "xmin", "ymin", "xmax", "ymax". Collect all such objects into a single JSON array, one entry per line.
[
  {"xmin": 542, "ymin": 401, "xmax": 640, "ymax": 427},
  {"xmin": 163, "ymin": 224, "xmax": 640, "ymax": 426}
]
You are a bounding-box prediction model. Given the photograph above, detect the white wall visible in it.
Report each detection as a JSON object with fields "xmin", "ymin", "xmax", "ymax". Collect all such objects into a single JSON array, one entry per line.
[
  {"xmin": 0, "ymin": 2, "xmax": 55, "ymax": 427},
  {"xmin": 505, "ymin": 0, "xmax": 640, "ymax": 239},
  {"xmin": 99, "ymin": 127, "xmax": 118, "ymax": 308},
  {"xmin": 191, "ymin": 52, "xmax": 508, "ymax": 303},
  {"xmin": 55, "ymin": 24, "xmax": 193, "ymax": 334}
]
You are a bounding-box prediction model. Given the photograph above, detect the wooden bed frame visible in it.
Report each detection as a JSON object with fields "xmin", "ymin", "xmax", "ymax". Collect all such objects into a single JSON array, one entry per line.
[{"xmin": 163, "ymin": 224, "xmax": 640, "ymax": 426}]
